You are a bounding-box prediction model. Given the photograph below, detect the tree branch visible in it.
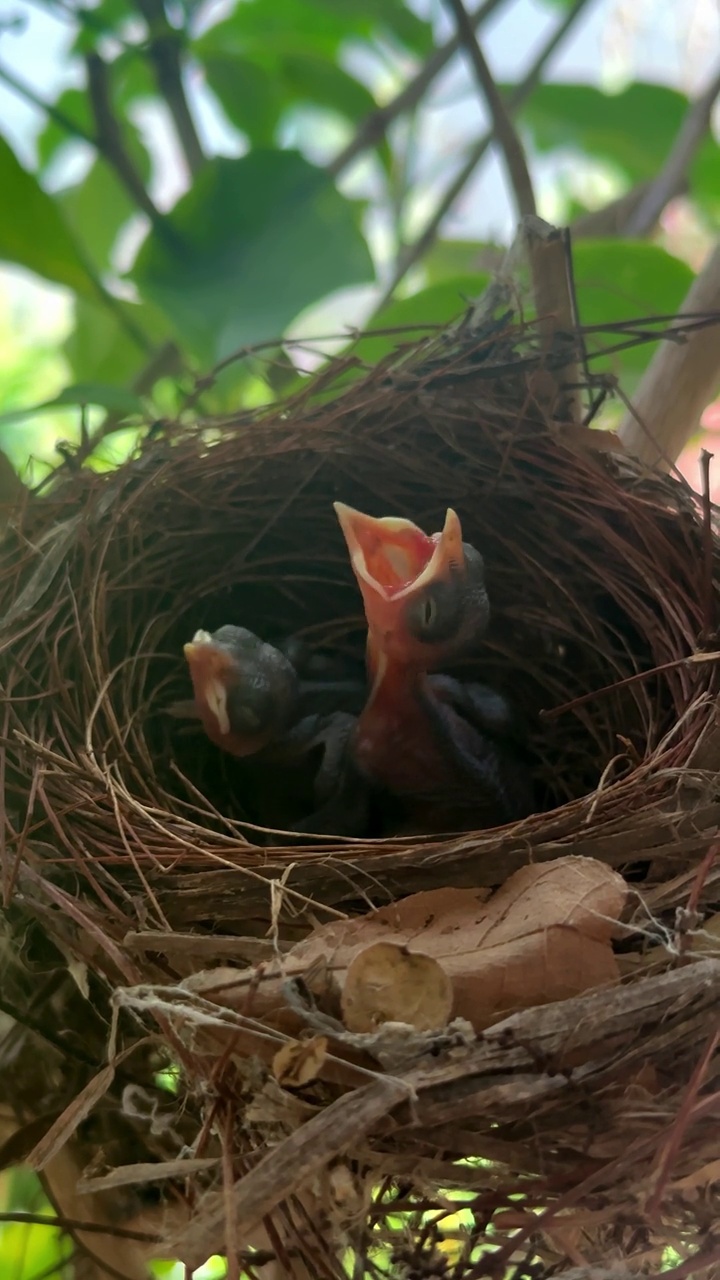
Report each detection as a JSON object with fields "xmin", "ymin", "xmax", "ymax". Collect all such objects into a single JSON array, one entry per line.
[
  {"xmin": 85, "ymin": 52, "xmax": 167, "ymax": 230},
  {"xmin": 0, "ymin": 50, "xmax": 170, "ymax": 250},
  {"xmin": 135, "ymin": 0, "xmax": 205, "ymax": 178},
  {"xmin": 444, "ymin": 0, "xmax": 536, "ymax": 219},
  {"xmin": 375, "ymin": 0, "xmax": 592, "ymax": 309},
  {"xmin": 571, "ymin": 180, "xmax": 655, "ymax": 238},
  {"xmin": 0, "ymin": 60, "xmax": 95, "ymax": 144},
  {"xmin": 617, "ymin": 239, "xmax": 720, "ymax": 468},
  {"xmin": 327, "ymin": 0, "xmax": 506, "ymax": 180},
  {"xmin": 624, "ymin": 61, "xmax": 720, "ymax": 237}
]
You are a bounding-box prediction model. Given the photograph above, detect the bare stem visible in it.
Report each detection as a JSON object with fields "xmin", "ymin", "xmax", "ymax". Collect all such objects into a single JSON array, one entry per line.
[
  {"xmin": 625, "ymin": 62, "xmax": 720, "ymax": 237},
  {"xmin": 135, "ymin": 0, "xmax": 205, "ymax": 178},
  {"xmin": 444, "ymin": 0, "xmax": 536, "ymax": 219},
  {"xmin": 617, "ymin": 239, "xmax": 720, "ymax": 468},
  {"xmin": 85, "ymin": 52, "xmax": 167, "ymax": 231},
  {"xmin": 375, "ymin": 0, "xmax": 593, "ymax": 309},
  {"xmin": 328, "ymin": 0, "xmax": 506, "ymax": 180},
  {"xmin": 0, "ymin": 60, "xmax": 95, "ymax": 143}
]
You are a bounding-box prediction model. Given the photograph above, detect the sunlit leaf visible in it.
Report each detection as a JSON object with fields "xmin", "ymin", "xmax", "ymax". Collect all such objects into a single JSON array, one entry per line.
[
  {"xmin": 59, "ymin": 158, "xmax": 136, "ymax": 272},
  {"xmin": 517, "ymin": 82, "xmax": 720, "ymax": 208},
  {"xmin": 315, "ymin": 0, "xmax": 433, "ymax": 53},
  {"xmin": 131, "ymin": 151, "xmax": 374, "ymax": 363},
  {"xmin": 196, "ymin": 0, "xmax": 431, "ymax": 59},
  {"xmin": 573, "ymin": 239, "xmax": 695, "ymax": 383},
  {"xmin": 423, "ymin": 240, "xmax": 501, "ymax": 284},
  {"xmin": 203, "ymin": 55, "xmax": 281, "ymax": 145},
  {"xmin": 350, "ymin": 275, "xmax": 489, "ymax": 367},
  {"xmin": 284, "ymin": 54, "xmax": 378, "ymax": 123},
  {"xmin": 202, "ymin": 47, "xmax": 379, "ymax": 154},
  {"xmin": 197, "ymin": 0, "xmax": 364, "ymax": 59},
  {"xmin": 70, "ymin": 0, "xmax": 137, "ymax": 53},
  {"xmin": 64, "ymin": 297, "xmax": 170, "ymax": 386},
  {"xmin": 0, "ymin": 383, "xmax": 145, "ymax": 426},
  {"xmin": 0, "ymin": 135, "xmax": 98, "ymax": 297},
  {"xmin": 36, "ymin": 88, "xmax": 93, "ymax": 170},
  {"xmin": 114, "ymin": 47, "xmax": 161, "ymax": 109}
]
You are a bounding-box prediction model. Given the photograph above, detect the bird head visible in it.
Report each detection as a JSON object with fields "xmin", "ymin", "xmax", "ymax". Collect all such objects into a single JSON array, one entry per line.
[
  {"xmin": 183, "ymin": 628, "xmax": 238, "ymax": 739},
  {"xmin": 183, "ymin": 624, "xmax": 297, "ymax": 755},
  {"xmin": 334, "ymin": 502, "xmax": 489, "ymax": 671}
]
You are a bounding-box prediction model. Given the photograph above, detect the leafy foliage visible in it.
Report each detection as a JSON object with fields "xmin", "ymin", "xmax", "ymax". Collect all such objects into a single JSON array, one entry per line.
[
  {"xmin": 0, "ymin": 137, "xmax": 99, "ymax": 298},
  {"xmin": 0, "ymin": 0, "xmax": 714, "ymax": 469},
  {"xmin": 131, "ymin": 151, "xmax": 374, "ymax": 363},
  {"xmin": 518, "ymin": 82, "xmax": 720, "ymax": 213}
]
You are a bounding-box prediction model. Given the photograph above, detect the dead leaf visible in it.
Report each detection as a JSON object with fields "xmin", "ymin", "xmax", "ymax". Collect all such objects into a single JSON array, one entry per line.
[
  {"xmin": 273, "ymin": 1036, "xmax": 328, "ymax": 1087},
  {"xmin": 178, "ymin": 859, "xmax": 626, "ymax": 1048},
  {"xmin": 341, "ymin": 942, "xmax": 453, "ymax": 1033},
  {"xmin": 291, "ymin": 856, "xmax": 626, "ymax": 1032}
]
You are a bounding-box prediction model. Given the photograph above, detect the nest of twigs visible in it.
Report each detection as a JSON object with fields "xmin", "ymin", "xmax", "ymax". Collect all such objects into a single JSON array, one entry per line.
[{"xmin": 2, "ymin": 290, "xmax": 720, "ymax": 1280}]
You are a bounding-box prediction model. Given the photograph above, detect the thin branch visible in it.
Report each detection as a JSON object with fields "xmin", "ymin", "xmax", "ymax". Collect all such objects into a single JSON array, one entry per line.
[
  {"xmin": 444, "ymin": 0, "xmax": 536, "ymax": 219},
  {"xmin": 375, "ymin": 0, "xmax": 593, "ymax": 308},
  {"xmin": 85, "ymin": 52, "xmax": 166, "ymax": 232},
  {"xmin": 65, "ymin": 340, "xmax": 183, "ymax": 471},
  {"xmin": 0, "ymin": 1212, "xmax": 159, "ymax": 1243},
  {"xmin": 135, "ymin": 0, "xmax": 205, "ymax": 177},
  {"xmin": 0, "ymin": 51, "xmax": 175, "ymax": 291},
  {"xmin": 700, "ymin": 449, "xmax": 716, "ymax": 641},
  {"xmin": 0, "ymin": 52, "xmax": 165, "ymax": 248},
  {"xmin": 624, "ymin": 61, "xmax": 720, "ymax": 236},
  {"xmin": 0, "ymin": 60, "xmax": 95, "ymax": 144},
  {"xmin": 617, "ymin": 239, "xmax": 720, "ymax": 468},
  {"xmin": 571, "ymin": 179, "xmax": 654, "ymax": 238},
  {"xmin": 327, "ymin": 0, "xmax": 506, "ymax": 180}
]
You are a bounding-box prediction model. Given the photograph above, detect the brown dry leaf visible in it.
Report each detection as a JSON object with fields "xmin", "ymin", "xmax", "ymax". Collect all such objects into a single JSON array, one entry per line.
[
  {"xmin": 273, "ymin": 1035, "xmax": 328, "ymax": 1087},
  {"xmin": 341, "ymin": 942, "xmax": 453, "ymax": 1033},
  {"xmin": 290, "ymin": 856, "xmax": 626, "ymax": 1032}
]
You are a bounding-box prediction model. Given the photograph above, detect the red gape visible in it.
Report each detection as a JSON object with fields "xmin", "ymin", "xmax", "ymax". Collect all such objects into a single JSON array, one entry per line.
[{"xmin": 334, "ymin": 501, "xmax": 531, "ymax": 832}]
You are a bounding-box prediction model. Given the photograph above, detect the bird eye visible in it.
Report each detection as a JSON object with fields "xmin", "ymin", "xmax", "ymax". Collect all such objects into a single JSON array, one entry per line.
[{"xmin": 421, "ymin": 595, "xmax": 438, "ymax": 630}]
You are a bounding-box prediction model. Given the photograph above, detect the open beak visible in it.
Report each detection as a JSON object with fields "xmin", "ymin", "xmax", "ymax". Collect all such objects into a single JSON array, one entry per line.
[
  {"xmin": 183, "ymin": 630, "xmax": 232, "ymax": 736},
  {"xmin": 334, "ymin": 502, "xmax": 464, "ymax": 597},
  {"xmin": 334, "ymin": 502, "xmax": 466, "ymax": 659}
]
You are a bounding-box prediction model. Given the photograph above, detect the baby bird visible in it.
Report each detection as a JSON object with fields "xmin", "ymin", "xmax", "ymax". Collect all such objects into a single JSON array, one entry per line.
[
  {"xmin": 334, "ymin": 502, "xmax": 534, "ymax": 832},
  {"xmin": 182, "ymin": 624, "xmax": 368, "ymax": 835}
]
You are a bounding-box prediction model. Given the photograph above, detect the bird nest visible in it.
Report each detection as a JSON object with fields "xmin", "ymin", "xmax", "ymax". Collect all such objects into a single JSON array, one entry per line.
[{"xmin": 1, "ymin": 296, "xmax": 720, "ymax": 1280}]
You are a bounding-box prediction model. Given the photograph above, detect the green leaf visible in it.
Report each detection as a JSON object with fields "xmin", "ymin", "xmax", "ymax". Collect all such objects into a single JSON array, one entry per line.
[
  {"xmin": 113, "ymin": 48, "xmax": 160, "ymax": 110},
  {"xmin": 311, "ymin": 0, "xmax": 433, "ymax": 53},
  {"xmin": 202, "ymin": 47, "xmax": 379, "ymax": 152},
  {"xmin": 57, "ymin": 118, "xmax": 150, "ymax": 273},
  {"xmin": 280, "ymin": 55, "xmax": 378, "ymax": 122},
  {"xmin": 0, "ymin": 383, "xmax": 144, "ymax": 427},
  {"xmin": 423, "ymin": 240, "xmax": 501, "ymax": 285},
  {"xmin": 573, "ymin": 239, "xmax": 695, "ymax": 383},
  {"xmin": 203, "ymin": 55, "xmax": 281, "ymax": 145},
  {"xmin": 0, "ymin": 135, "xmax": 98, "ymax": 297},
  {"xmin": 70, "ymin": 0, "xmax": 137, "ymax": 52},
  {"xmin": 58, "ymin": 158, "xmax": 135, "ymax": 272},
  {"xmin": 517, "ymin": 82, "xmax": 720, "ymax": 205},
  {"xmin": 37, "ymin": 88, "xmax": 93, "ymax": 170},
  {"xmin": 354, "ymin": 275, "xmax": 490, "ymax": 366},
  {"xmin": 64, "ymin": 296, "xmax": 169, "ymax": 386},
  {"xmin": 197, "ymin": 0, "xmax": 362, "ymax": 60},
  {"xmin": 131, "ymin": 151, "xmax": 374, "ymax": 363}
]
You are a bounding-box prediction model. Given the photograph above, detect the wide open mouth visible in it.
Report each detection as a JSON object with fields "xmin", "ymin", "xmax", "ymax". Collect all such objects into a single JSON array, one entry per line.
[
  {"xmin": 183, "ymin": 631, "xmax": 234, "ymax": 736},
  {"xmin": 333, "ymin": 503, "xmax": 464, "ymax": 600}
]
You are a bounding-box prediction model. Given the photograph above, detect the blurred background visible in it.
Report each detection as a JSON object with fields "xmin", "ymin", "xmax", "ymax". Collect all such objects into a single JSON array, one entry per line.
[{"xmin": 0, "ymin": 0, "xmax": 719, "ymax": 1273}]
